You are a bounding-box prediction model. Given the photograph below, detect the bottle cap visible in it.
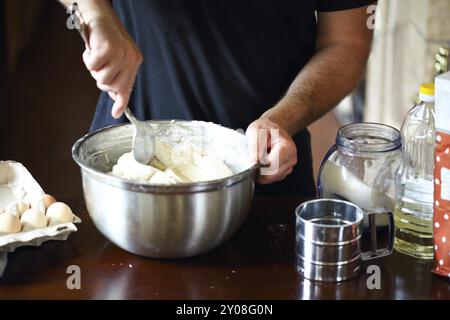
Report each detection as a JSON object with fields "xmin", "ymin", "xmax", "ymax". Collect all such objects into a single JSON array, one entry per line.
[{"xmin": 419, "ymin": 83, "xmax": 435, "ymax": 96}]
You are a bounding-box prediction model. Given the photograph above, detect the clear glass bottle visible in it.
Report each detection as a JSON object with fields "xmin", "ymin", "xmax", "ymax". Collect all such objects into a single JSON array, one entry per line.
[{"xmin": 394, "ymin": 84, "xmax": 436, "ymax": 260}]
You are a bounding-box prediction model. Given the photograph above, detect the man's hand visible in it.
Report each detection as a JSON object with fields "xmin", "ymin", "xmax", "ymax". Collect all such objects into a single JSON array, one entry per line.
[
  {"xmin": 246, "ymin": 118, "xmax": 297, "ymax": 185},
  {"xmin": 83, "ymin": 15, "xmax": 142, "ymax": 118},
  {"xmin": 61, "ymin": 0, "xmax": 142, "ymax": 118}
]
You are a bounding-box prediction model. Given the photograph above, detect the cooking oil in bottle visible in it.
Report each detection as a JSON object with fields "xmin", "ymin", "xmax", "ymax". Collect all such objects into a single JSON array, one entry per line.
[
  {"xmin": 394, "ymin": 180, "xmax": 434, "ymax": 259},
  {"xmin": 394, "ymin": 84, "xmax": 435, "ymax": 260}
]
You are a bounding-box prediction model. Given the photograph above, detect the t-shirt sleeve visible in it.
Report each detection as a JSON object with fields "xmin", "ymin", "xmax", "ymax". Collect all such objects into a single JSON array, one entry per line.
[{"xmin": 317, "ymin": 0, "xmax": 376, "ymax": 12}]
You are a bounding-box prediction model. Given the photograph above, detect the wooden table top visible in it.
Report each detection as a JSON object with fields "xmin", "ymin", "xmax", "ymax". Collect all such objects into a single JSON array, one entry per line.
[{"xmin": 1, "ymin": 196, "xmax": 449, "ymax": 300}]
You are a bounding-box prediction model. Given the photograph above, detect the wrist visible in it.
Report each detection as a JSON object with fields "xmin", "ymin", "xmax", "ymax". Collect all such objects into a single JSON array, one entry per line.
[{"xmin": 261, "ymin": 105, "xmax": 296, "ymax": 136}]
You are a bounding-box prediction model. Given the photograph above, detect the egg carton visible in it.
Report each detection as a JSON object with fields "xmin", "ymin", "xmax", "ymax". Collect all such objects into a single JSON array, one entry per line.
[
  {"xmin": 0, "ymin": 161, "xmax": 81, "ymax": 254},
  {"xmin": 0, "ymin": 216, "xmax": 82, "ymax": 252}
]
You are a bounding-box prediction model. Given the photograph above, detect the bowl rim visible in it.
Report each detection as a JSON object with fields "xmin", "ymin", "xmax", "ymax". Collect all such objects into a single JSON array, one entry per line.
[{"xmin": 72, "ymin": 120, "xmax": 259, "ymax": 193}]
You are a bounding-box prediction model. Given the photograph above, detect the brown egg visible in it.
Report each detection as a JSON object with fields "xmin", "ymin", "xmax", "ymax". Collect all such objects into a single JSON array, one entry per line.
[
  {"xmin": 43, "ymin": 194, "xmax": 57, "ymax": 210},
  {"xmin": 46, "ymin": 202, "xmax": 74, "ymax": 225}
]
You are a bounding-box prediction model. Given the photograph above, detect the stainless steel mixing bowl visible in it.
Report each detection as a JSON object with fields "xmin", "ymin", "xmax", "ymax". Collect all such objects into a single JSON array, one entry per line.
[{"xmin": 72, "ymin": 120, "xmax": 257, "ymax": 258}]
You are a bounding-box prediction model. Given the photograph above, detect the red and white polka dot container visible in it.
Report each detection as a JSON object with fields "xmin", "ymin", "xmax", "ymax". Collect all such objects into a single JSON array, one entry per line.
[{"xmin": 433, "ymin": 71, "xmax": 450, "ymax": 278}]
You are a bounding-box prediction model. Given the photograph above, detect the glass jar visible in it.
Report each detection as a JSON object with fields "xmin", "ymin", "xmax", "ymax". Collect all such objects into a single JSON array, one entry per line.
[{"xmin": 317, "ymin": 123, "xmax": 402, "ymax": 213}]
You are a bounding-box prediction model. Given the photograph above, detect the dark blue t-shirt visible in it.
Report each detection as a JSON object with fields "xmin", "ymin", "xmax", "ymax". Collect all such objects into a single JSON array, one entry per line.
[{"xmin": 91, "ymin": 0, "xmax": 374, "ymax": 196}]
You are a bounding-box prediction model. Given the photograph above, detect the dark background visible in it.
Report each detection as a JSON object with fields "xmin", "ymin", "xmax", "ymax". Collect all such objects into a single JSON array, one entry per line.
[
  {"xmin": 0, "ymin": 2, "xmax": 6, "ymax": 105},
  {"xmin": 0, "ymin": 1, "xmax": 97, "ymax": 198}
]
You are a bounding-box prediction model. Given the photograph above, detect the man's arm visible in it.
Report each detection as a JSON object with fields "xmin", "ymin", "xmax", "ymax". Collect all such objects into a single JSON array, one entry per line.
[
  {"xmin": 59, "ymin": 0, "xmax": 142, "ymax": 118},
  {"xmin": 262, "ymin": 6, "xmax": 373, "ymax": 135},
  {"xmin": 247, "ymin": 6, "xmax": 374, "ymax": 184}
]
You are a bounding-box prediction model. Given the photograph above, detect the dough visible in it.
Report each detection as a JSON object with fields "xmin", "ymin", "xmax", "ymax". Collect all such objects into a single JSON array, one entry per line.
[
  {"xmin": 112, "ymin": 152, "xmax": 157, "ymax": 182},
  {"xmin": 147, "ymin": 170, "xmax": 179, "ymax": 184},
  {"xmin": 171, "ymin": 155, "xmax": 233, "ymax": 182},
  {"xmin": 110, "ymin": 141, "xmax": 233, "ymax": 184}
]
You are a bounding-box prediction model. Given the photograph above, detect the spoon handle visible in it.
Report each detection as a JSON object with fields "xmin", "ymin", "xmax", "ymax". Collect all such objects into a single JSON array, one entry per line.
[
  {"xmin": 123, "ymin": 108, "xmax": 140, "ymax": 126},
  {"xmin": 71, "ymin": 3, "xmax": 90, "ymax": 50}
]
